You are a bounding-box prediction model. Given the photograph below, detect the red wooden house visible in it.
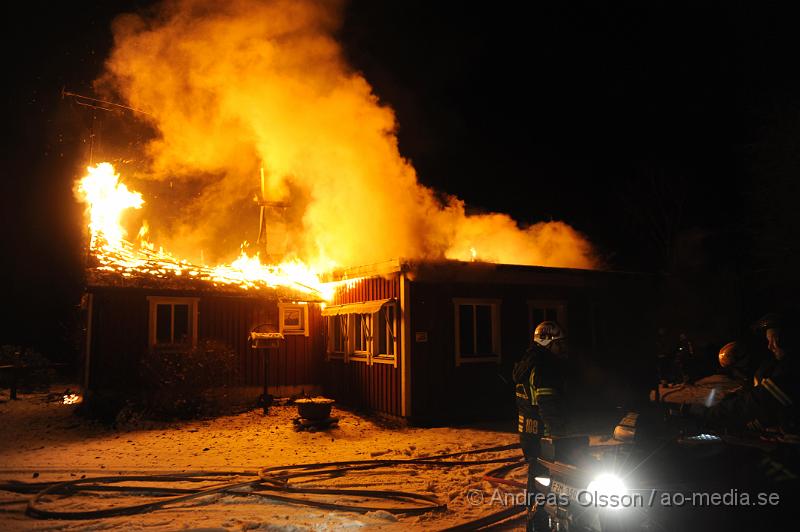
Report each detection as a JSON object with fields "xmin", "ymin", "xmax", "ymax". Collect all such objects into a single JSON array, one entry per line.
[
  {"xmin": 320, "ymin": 259, "xmax": 657, "ymax": 425},
  {"xmin": 82, "ymin": 269, "xmax": 326, "ymax": 405},
  {"xmin": 82, "ymin": 259, "xmax": 656, "ymax": 423}
]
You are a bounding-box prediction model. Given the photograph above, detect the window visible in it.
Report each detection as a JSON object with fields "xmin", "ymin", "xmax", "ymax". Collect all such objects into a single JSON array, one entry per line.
[
  {"xmin": 351, "ymin": 313, "xmax": 373, "ymax": 359},
  {"xmin": 375, "ymin": 303, "xmax": 398, "ymax": 362},
  {"xmin": 326, "ymin": 314, "xmax": 348, "ymax": 359},
  {"xmin": 147, "ymin": 297, "xmax": 198, "ymax": 348},
  {"xmin": 279, "ymin": 302, "xmax": 309, "ymax": 336},
  {"xmin": 322, "ymin": 299, "xmax": 397, "ymax": 365},
  {"xmin": 453, "ymin": 299, "xmax": 501, "ymax": 365},
  {"xmin": 528, "ymin": 300, "xmax": 567, "ymax": 334}
]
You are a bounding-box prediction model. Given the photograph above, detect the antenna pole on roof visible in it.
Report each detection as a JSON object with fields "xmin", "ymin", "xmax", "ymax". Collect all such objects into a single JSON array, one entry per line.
[
  {"xmin": 61, "ymin": 88, "xmax": 153, "ymax": 116},
  {"xmin": 61, "ymin": 87, "xmax": 153, "ymax": 168},
  {"xmin": 257, "ymin": 166, "xmax": 268, "ymax": 258},
  {"xmin": 255, "ymin": 164, "xmax": 287, "ymax": 264}
]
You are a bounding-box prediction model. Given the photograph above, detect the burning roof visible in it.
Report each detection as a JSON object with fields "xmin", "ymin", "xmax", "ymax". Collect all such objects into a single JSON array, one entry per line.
[
  {"xmin": 74, "ymin": 159, "xmax": 600, "ymax": 302},
  {"xmin": 83, "ymin": 255, "xmax": 326, "ymax": 303},
  {"xmin": 75, "ymin": 162, "xmax": 343, "ymax": 302}
]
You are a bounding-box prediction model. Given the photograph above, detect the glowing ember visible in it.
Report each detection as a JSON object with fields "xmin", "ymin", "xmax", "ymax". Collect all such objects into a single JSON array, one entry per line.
[
  {"xmin": 63, "ymin": 394, "xmax": 82, "ymax": 405},
  {"xmin": 75, "ymin": 163, "xmax": 344, "ymax": 300}
]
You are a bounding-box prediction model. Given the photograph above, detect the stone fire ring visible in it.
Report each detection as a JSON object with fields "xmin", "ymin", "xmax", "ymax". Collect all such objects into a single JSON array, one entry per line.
[{"xmin": 295, "ymin": 397, "xmax": 335, "ymax": 420}]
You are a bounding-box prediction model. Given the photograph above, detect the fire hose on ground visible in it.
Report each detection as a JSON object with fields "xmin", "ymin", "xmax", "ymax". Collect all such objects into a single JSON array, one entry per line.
[{"xmin": 0, "ymin": 443, "xmax": 532, "ymax": 529}]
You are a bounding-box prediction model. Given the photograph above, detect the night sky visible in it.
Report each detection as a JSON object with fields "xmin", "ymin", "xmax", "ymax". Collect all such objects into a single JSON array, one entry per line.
[{"xmin": 3, "ymin": 1, "xmax": 800, "ymax": 359}]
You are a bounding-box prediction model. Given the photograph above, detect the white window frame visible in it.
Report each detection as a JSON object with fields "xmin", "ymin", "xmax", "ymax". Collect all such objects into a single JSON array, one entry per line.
[
  {"xmin": 453, "ymin": 298, "xmax": 501, "ymax": 366},
  {"xmin": 349, "ymin": 313, "xmax": 373, "ymax": 362},
  {"xmin": 325, "ymin": 314, "xmax": 348, "ymax": 360},
  {"xmin": 279, "ymin": 302, "xmax": 309, "ymax": 336},
  {"xmin": 323, "ymin": 301, "xmax": 399, "ymax": 366},
  {"xmin": 372, "ymin": 302, "xmax": 398, "ymax": 366},
  {"xmin": 147, "ymin": 296, "xmax": 199, "ymax": 348},
  {"xmin": 527, "ymin": 300, "xmax": 568, "ymax": 334}
]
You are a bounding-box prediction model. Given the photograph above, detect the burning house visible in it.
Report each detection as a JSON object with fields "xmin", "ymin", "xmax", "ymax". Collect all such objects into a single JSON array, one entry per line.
[
  {"xmin": 72, "ymin": 0, "xmax": 655, "ymax": 423},
  {"xmin": 82, "ymin": 255, "xmax": 655, "ymax": 423},
  {"xmin": 75, "ymin": 163, "xmax": 656, "ymax": 423}
]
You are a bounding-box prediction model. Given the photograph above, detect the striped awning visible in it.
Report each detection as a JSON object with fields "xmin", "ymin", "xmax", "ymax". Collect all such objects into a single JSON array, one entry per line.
[{"xmin": 321, "ymin": 298, "xmax": 395, "ymax": 316}]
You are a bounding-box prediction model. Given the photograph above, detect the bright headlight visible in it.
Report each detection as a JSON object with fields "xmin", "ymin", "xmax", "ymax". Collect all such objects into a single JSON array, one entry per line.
[
  {"xmin": 586, "ymin": 473, "xmax": 627, "ymax": 511},
  {"xmin": 534, "ymin": 476, "xmax": 551, "ymax": 487}
]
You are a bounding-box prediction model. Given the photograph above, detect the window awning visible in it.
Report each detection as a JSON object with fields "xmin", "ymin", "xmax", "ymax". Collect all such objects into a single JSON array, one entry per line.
[{"xmin": 321, "ymin": 298, "xmax": 395, "ymax": 316}]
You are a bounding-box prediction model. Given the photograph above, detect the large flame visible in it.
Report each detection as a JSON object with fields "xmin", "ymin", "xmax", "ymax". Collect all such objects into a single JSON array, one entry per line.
[
  {"xmin": 74, "ymin": 163, "xmax": 143, "ymax": 248},
  {"xmin": 95, "ymin": 0, "xmax": 597, "ymax": 271},
  {"xmin": 74, "ymin": 162, "xmax": 339, "ymax": 299}
]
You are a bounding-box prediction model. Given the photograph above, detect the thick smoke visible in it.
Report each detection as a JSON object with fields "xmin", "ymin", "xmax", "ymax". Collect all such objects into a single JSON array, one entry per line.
[{"xmin": 99, "ymin": 0, "xmax": 596, "ymax": 270}]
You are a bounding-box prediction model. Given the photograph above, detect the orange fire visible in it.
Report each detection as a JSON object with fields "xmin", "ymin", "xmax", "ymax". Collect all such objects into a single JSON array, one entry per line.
[
  {"xmin": 74, "ymin": 163, "xmax": 143, "ymax": 248},
  {"xmin": 74, "ymin": 162, "xmax": 340, "ymax": 300},
  {"xmin": 94, "ymin": 0, "xmax": 597, "ymax": 273},
  {"xmin": 63, "ymin": 394, "xmax": 82, "ymax": 405}
]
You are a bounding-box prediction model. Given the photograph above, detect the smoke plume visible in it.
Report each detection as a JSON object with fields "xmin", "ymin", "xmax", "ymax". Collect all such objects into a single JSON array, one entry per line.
[{"xmin": 99, "ymin": 0, "xmax": 596, "ymax": 270}]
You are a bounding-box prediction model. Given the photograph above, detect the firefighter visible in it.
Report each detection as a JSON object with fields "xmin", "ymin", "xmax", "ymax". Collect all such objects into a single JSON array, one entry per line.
[{"xmin": 513, "ymin": 321, "xmax": 568, "ymax": 531}]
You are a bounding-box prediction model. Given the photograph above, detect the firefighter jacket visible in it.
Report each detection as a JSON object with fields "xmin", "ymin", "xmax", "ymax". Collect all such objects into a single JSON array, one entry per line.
[{"xmin": 513, "ymin": 344, "xmax": 567, "ymax": 438}]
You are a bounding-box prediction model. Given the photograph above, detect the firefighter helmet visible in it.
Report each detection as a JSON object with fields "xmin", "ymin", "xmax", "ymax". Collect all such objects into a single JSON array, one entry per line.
[
  {"xmin": 533, "ymin": 321, "xmax": 566, "ymax": 348},
  {"xmin": 718, "ymin": 341, "xmax": 748, "ymax": 369}
]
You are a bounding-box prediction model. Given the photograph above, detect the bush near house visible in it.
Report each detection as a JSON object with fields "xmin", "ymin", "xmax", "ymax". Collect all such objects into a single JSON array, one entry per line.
[{"xmin": 138, "ymin": 338, "xmax": 239, "ymax": 420}]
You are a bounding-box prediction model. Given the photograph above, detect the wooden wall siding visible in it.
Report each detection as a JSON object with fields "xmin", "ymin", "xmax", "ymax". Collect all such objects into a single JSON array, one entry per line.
[
  {"xmin": 322, "ymin": 274, "xmax": 402, "ymax": 417},
  {"xmin": 324, "ymin": 359, "xmax": 400, "ymax": 416},
  {"xmin": 407, "ymin": 281, "xmax": 583, "ymax": 423},
  {"xmin": 89, "ymin": 290, "xmax": 148, "ymax": 390},
  {"xmin": 332, "ymin": 276, "xmax": 399, "ymax": 305},
  {"xmin": 88, "ymin": 288, "xmax": 324, "ymax": 392},
  {"xmin": 252, "ymin": 299, "xmax": 322, "ymax": 389},
  {"xmin": 409, "ymin": 281, "xmax": 519, "ymax": 423},
  {"xmin": 408, "ymin": 275, "xmax": 657, "ymax": 423}
]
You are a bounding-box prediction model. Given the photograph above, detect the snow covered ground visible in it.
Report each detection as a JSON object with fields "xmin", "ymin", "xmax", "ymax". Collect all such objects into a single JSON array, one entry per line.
[{"xmin": 0, "ymin": 386, "xmax": 526, "ymax": 531}]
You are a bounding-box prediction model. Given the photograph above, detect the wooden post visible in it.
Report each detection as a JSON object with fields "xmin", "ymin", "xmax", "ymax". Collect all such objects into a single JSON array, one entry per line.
[
  {"xmin": 250, "ymin": 330, "xmax": 282, "ymax": 415},
  {"xmin": 10, "ymin": 351, "xmax": 20, "ymax": 400},
  {"xmin": 268, "ymin": 349, "xmax": 271, "ymax": 416}
]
